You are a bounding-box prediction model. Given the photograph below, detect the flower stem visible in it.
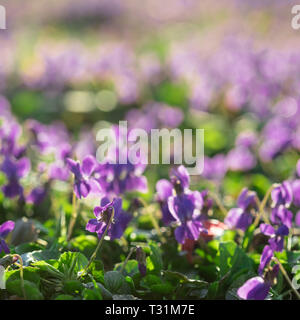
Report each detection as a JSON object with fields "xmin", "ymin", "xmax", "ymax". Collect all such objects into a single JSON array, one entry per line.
[
  {"xmin": 272, "ymin": 257, "xmax": 300, "ymax": 300},
  {"xmin": 67, "ymin": 191, "xmax": 77, "ymax": 241},
  {"xmin": 138, "ymin": 198, "xmax": 165, "ymax": 243},
  {"xmin": 253, "ymin": 184, "xmax": 278, "ymax": 228},
  {"xmin": 208, "ymin": 191, "xmax": 228, "ymax": 217},
  {"xmin": 120, "ymin": 247, "xmax": 135, "ymax": 275},
  {"xmin": 83, "ymin": 208, "xmax": 115, "ymax": 275},
  {"xmin": 13, "ymin": 254, "xmax": 26, "ymax": 300}
]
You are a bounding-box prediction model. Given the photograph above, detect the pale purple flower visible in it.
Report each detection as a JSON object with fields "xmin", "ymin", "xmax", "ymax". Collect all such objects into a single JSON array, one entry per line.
[
  {"xmin": 226, "ymin": 146, "xmax": 256, "ymax": 172},
  {"xmin": 201, "ymin": 154, "xmax": 227, "ymax": 181},
  {"xmin": 235, "ymin": 131, "xmax": 258, "ymax": 148}
]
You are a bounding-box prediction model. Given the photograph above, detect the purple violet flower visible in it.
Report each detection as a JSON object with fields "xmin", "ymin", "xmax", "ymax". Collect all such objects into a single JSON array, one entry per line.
[
  {"xmin": 170, "ymin": 165, "xmax": 190, "ymax": 193},
  {"xmin": 237, "ymin": 276, "xmax": 271, "ymax": 300},
  {"xmin": 292, "ymin": 180, "xmax": 300, "ymax": 207},
  {"xmin": 155, "ymin": 179, "xmax": 176, "ymax": 226},
  {"xmin": 86, "ymin": 197, "xmax": 131, "ymax": 240},
  {"xmin": 66, "ymin": 155, "xmax": 102, "ymax": 199},
  {"xmin": 260, "ymin": 223, "xmax": 289, "ymax": 252},
  {"xmin": 201, "ymin": 154, "xmax": 227, "ymax": 181},
  {"xmin": 237, "ymin": 264, "xmax": 279, "ymax": 300},
  {"xmin": 271, "ymin": 181, "xmax": 293, "ymax": 208},
  {"xmin": 224, "ymin": 188, "xmax": 257, "ymax": 231},
  {"xmin": 0, "ymin": 221, "xmax": 15, "ymax": 254},
  {"xmin": 1, "ymin": 157, "xmax": 30, "ymax": 198},
  {"xmin": 26, "ymin": 187, "xmax": 48, "ymax": 205},
  {"xmin": 270, "ymin": 205, "xmax": 293, "ymax": 229},
  {"xmin": 226, "ymin": 146, "xmax": 256, "ymax": 172},
  {"xmin": 258, "ymin": 245, "xmax": 274, "ymax": 276},
  {"xmin": 168, "ymin": 191, "xmax": 206, "ymax": 244}
]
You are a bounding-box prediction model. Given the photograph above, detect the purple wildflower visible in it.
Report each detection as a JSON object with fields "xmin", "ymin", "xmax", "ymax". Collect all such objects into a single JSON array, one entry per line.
[
  {"xmin": 96, "ymin": 161, "xmax": 148, "ymax": 197},
  {"xmin": 170, "ymin": 165, "xmax": 190, "ymax": 193},
  {"xmin": 271, "ymin": 181, "xmax": 293, "ymax": 208},
  {"xmin": 270, "ymin": 205, "xmax": 293, "ymax": 229},
  {"xmin": 224, "ymin": 188, "xmax": 257, "ymax": 231},
  {"xmin": 95, "ymin": 126, "xmax": 148, "ymax": 197},
  {"xmin": 237, "ymin": 264, "xmax": 279, "ymax": 300},
  {"xmin": 0, "ymin": 221, "xmax": 15, "ymax": 254},
  {"xmin": 155, "ymin": 179, "xmax": 176, "ymax": 225},
  {"xmin": 26, "ymin": 187, "xmax": 48, "ymax": 205},
  {"xmin": 260, "ymin": 224, "xmax": 289, "ymax": 253},
  {"xmin": 86, "ymin": 197, "xmax": 131, "ymax": 240},
  {"xmin": 292, "ymin": 180, "xmax": 300, "ymax": 207},
  {"xmin": 237, "ymin": 276, "xmax": 271, "ymax": 300},
  {"xmin": 226, "ymin": 146, "xmax": 256, "ymax": 172},
  {"xmin": 1, "ymin": 157, "xmax": 30, "ymax": 198},
  {"xmin": 201, "ymin": 154, "xmax": 227, "ymax": 181},
  {"xmin": 168, "ymin": 191, "xmax": 205, "ymax": 244},
  {"xmin": 66, "ymin": 155, "xmax": 102, "ymax": 199}
]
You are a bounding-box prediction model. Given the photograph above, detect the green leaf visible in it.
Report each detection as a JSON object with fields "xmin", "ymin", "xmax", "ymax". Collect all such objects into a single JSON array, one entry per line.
[
  {"xmin": 90, "ymin": 260, "xmax": 104, "ymax": 283},
  {"xmin": 71, "ymin": 235, "xmax": 98, "ymax": 256},
  {"xmin": 6, "ymin": 280, "xmax": 43, "ymax": 300},
  {"xmin": 31, "ymin": 261, "xmax": 64, "ymax": 279},
  {"xmin": 21, "ymin": 249, "xmax": 60, "ymax": 266},
  {"xmin": 58, "ymin": 251, "xmax": 88, "ymax": 279},
  {"xmin": 140, "ymin": 274, "xmax": 161, "ymax": 289},
  {"xmin": 63, "ymin": 280, "xmax": 84, "ymax": 295},
  {"xmin": 148, "ymin": 242, "xmax": 163, "ymax": 273},
  {"xmin": 207, "ymin": 281, "xmax": 219, "ymax": 299},
  {"xmin": 104, "ymin": 271, "xmax": 131, "ymax": 294},
  {"xmin": 218, "ymin": 241, "xmax": 254, "ymax": 282},
  {"xmin": 6, "ymin": 267, "xmax": 40, "ymax": 285},
  {"xmin": 150, "ymin": 283, "xmax": 173, "ymax": 295},
  {"xmin": 82, "ymin": 288, "xmax": 102, "ymax": 300},
  {"xmin": 14, "ymin": 243, "xmax": 44, "ymax": 255},
  {"xmin": 114, "ymin": 260, "xmax": 139, "ymax": 277},
  {"xmin": 85, "ymin": 282, "xmax": 112, "ymax": 300}
]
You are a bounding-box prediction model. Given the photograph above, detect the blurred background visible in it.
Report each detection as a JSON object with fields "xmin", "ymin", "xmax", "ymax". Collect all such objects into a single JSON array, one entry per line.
[{"xmin": 2, "ymin": 0, "xmax": 300, "ymax": 202}]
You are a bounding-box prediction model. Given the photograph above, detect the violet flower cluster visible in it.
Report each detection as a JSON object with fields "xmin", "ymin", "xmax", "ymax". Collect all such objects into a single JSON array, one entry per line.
[
  {"xmin": 237, "ymin": 180, "xmax": 294, "ymax": 300},
  {"xmin": 225, "ymin": 188, "xmax": 258, "ymax": 231},
  {"xmin": 156, "ymin": 165, "xmax": 208, "ymax": 244}
]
